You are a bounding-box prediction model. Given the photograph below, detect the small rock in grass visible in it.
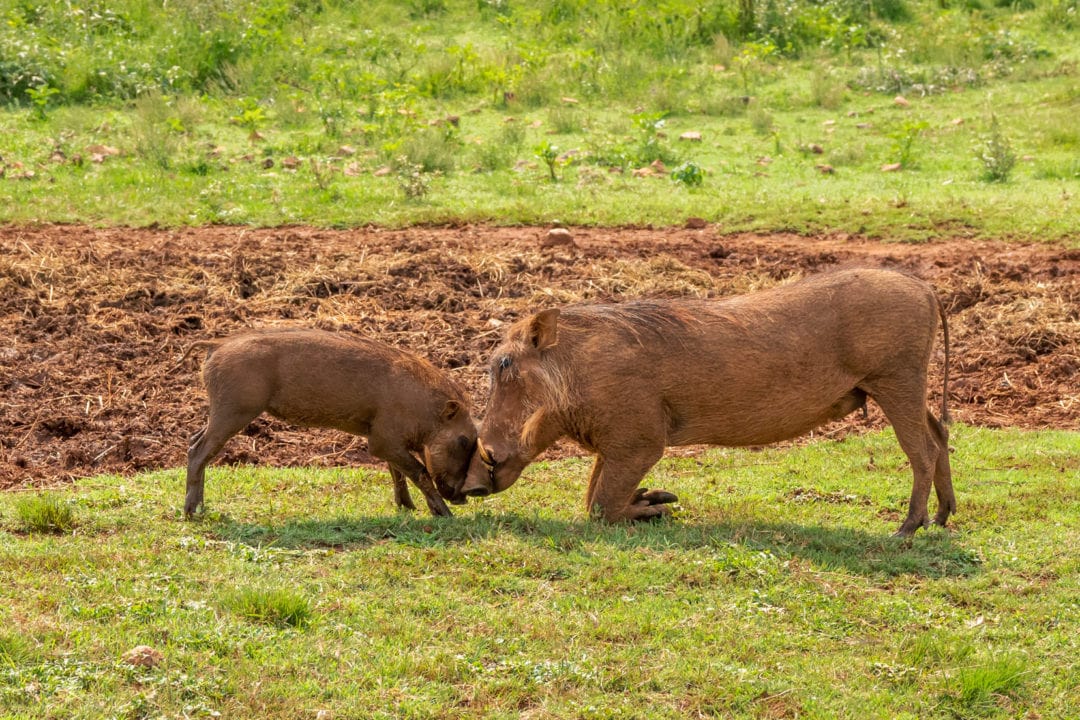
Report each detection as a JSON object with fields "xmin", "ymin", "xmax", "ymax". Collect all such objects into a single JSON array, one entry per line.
[
  {"xmin": 122, "ymin": 646, "xmax": 164, "ymax": 668},
  {"xmin": 541, "ymin": 228, "xmax": 576, "ymax": 249}
]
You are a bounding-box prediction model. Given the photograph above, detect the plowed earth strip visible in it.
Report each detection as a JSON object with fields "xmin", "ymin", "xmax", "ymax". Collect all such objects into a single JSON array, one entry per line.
[{"xmin": 2, "ymin": 224, "xmax": 1076, "ymax": 490}]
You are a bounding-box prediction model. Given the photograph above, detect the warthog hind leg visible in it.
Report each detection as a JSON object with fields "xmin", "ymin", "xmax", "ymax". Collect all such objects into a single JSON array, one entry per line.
[
  {"xmin": 868, "ymin": 383, "xmax": 941, "ymax": 537},
  {"xmin": 927, "ymin": 410, "xmax": 956, "ymax": 527},
  {"xmin": 185, "ymin": 407, "xmax": 260, "ymax": 517}
]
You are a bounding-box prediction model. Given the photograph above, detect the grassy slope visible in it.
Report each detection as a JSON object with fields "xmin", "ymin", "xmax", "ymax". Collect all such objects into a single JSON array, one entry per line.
[
  {"xmin": 2, "ymin": 425, "xmax": 1078, "ymax": 718},
  {"xmin": 0, "ymin": 0, "xmax": 1076, "ymax": 240}
]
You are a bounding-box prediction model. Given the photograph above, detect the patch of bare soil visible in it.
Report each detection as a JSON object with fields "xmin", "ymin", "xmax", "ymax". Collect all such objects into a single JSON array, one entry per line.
[{"xmin": 1, "ymin": 224, "xmax": 1077, "ymax": 490}]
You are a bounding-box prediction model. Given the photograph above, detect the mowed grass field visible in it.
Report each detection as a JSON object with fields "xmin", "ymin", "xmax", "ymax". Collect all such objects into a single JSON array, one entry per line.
[{"xmin": 2, "ymin": 425, "xmax": 1078, "ymax": 718}]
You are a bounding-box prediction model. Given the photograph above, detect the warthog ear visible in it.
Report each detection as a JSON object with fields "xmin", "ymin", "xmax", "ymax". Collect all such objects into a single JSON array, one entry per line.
[
  {"xmin": 441, "ymin": 400, "xmax": 462, "ymax": 421},
  {"xmin": 529, "ymin": 308, "xmax": 560, "ymax": 351}
]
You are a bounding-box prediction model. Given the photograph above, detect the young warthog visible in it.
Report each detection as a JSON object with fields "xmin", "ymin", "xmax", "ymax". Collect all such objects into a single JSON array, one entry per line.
[
  {"xmin": 460, "ymin": 268, "xmax": 954, "ymax": 536},
  {"xmin": 183, "ymin": 329, "xmax": 476, "ymax": 518}
]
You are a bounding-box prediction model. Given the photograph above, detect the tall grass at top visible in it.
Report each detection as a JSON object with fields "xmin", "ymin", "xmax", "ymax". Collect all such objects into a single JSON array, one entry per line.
[
  {"xmin": 0, "ymin": 0, "xmax": 1075, "ymax": 235},
  {"xmin": 0, "ymin": 0, "xmax": 934, "ymax": 111}
]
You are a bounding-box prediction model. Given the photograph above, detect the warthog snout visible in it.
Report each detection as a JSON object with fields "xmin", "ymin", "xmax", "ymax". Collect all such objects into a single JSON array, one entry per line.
[
  {"xmin": 463, "ymin": 484, "xmax": 491, "ymax": 497},
  {"xmin": 460, "ymin": 438, "xmax": 497, "ymax": 496}
]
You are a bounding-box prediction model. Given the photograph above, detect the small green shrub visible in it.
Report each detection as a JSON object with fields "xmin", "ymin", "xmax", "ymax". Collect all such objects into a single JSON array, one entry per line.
[
  {"xmin": 671, "ymin": 161, "xmax": 705, "ymax": 186},
  {"xmin": 395, "ymin": 156, "xmax": 434, "ymax": 199},
  {"xmin": 889, "ymin": 119, "xmax": 929, "ymax": 168},
  {"xmin": 975, "ymin": 115, "xmax": 1017, "ymax": 183},
  {"xmin": 229, "ymin": 97, "xmax": 267, "ymax": 135},
  {"xmin": 630, "ymin": 111, "xmax": 680, "ymax": 166},
  {"xmin": 534, "ymin": 140, "xmax": 561, "ymax": 181},
  {"xmin": 26, "ymin": 83, "xmax": 60, "ymax": 120},
  {"xmin": 131, "ymin": 94, "xmax": 184, "ymax": 169},
  {"xmin": 15, "ymin": 494, "xmax": 76, "ymax": 534},
  {"xmin": 224, "ymin": 587, "xmax": 312, "ymax": 628}
]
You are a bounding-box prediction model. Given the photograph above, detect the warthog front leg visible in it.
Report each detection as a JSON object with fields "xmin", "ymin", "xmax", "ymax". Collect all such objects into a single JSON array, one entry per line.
[
  {"xmin": 389, "ymin": 465, "xmax": 416, "ymax": 511},
  {"xmin": 587, "ymin": 446, "xmax": 672, "ymax": 522},
  {"xmin": 369, "ymin": 438, "xmax": 451, "ymax": 518},
  {"xmin": 632, "ymin": 488, "xmax": 680, "ymax": 506}
]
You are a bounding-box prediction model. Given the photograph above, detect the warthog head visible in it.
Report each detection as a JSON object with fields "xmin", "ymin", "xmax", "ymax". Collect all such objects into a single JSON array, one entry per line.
[
  {"xmin": 424, "ymin": 400, "xmax": 478, "ymax": 504},
  {"xmin": 461, "ymin": 309, "xmax": 565, "ymax": 497}
]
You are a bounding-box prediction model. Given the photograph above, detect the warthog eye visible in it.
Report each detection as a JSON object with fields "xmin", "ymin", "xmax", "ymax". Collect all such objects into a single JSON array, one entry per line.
[
  {"xmin": 458, "ymin": 435, "xmax": 473, "ymax": 451},
  {"xmin": 498, "ymin": 356, "xmax": 513, "ymax": 372}
]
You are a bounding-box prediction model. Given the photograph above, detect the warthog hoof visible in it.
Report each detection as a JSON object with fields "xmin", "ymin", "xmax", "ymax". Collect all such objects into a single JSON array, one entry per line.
[
  {"xmin": 893, "ymin": 514, "xmax": 931, "ymax": 538},
  {"xmin": 633, "ymin": 503, "xmax": 674, "ymax": 522},
  {"xmin": 632, "ymin": 487, "xmax": 679, "ymax": 506},
  {"xmin": 183, "ymin": 496, "xmax": 203, "ymax": 519}
]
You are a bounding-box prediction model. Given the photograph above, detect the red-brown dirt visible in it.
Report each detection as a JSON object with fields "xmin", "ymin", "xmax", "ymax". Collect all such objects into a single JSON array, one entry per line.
[{"xmin": 2, "ymin": 224, "xmax": 1077, "ymax": 491}]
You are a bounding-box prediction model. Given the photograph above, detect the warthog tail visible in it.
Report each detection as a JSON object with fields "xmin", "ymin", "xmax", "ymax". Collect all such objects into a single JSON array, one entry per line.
[
  {"xmin": 936, "ymin": 293, "xmax": 951, "ymax": 426},
  {"xmin": 176, "ymin": 339, "xmax": 226, "ymax": 369}
]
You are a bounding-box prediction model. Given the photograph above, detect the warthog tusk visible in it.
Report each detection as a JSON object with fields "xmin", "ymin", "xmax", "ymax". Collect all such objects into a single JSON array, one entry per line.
[{"xmin": 477, "ymin": 438, "xmax": 495, "ymax": 468}]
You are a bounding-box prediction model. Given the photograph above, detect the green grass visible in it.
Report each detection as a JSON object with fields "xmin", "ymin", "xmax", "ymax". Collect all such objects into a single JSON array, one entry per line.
[
  {"xmin": 1, "ymin": 425, "xmax": 1077, "ymax": 718},
  {"xmin": 222, "ymin": 587, "xmax": 313, "ymax": 629},
  {"xmin": 13, "ymin": 493, "xmax": 76, "ymax": 534},
  {"xmin": 0, "ymin": 0, "xmax": 1077, "ymax": 240}
]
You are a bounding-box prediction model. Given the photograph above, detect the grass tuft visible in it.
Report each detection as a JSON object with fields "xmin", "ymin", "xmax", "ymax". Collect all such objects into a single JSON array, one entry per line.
[
  {"xmin": 0, "ymin": 632, "xmax": 32, "ymax": 668},
  {"xmin": 223, "ymin": 587, "xmax": 313, "ymax": 629},
  {"xmin": 14, "ymin": 493, "xmax": 76, "ymax": 534},
  {"xmin": 951, "ymin": 657, "xmax": 1028, "ymax": 716}
]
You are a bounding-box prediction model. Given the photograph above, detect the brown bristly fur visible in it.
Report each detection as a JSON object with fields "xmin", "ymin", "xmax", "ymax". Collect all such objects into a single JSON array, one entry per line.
[{"xmin": 465, "ymin": 268, "xmax": 955, "ymax": 536}]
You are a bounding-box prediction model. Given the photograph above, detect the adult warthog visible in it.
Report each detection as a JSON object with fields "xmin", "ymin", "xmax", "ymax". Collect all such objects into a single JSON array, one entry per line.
[{"xmin": 460, "ymin": 268, "xmax": 954, "ymax": 536}]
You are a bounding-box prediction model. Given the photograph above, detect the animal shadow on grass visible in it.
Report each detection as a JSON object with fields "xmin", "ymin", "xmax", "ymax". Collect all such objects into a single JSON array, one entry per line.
[{"xmin": 211, "ymin": 511, "xmax": 980, "ymax": 579}]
